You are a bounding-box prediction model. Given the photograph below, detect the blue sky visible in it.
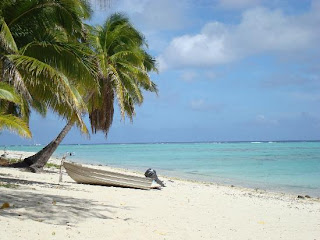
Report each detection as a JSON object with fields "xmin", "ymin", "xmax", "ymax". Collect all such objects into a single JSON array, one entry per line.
[{"xmin": 1, "ymin": 0, "xmax": 320, "ymax": 145}]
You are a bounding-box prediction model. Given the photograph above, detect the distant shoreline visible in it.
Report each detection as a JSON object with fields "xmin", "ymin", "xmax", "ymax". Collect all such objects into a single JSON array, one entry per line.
[{"xmin": 2, "ymin": 139, "xmax": 320, "ymax": 147}]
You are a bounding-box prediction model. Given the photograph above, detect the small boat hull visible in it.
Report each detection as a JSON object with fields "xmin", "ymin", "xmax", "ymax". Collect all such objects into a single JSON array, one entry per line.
[{"xmin": 63, "ymin": 162, "xmax": 154, "ymax": 190}]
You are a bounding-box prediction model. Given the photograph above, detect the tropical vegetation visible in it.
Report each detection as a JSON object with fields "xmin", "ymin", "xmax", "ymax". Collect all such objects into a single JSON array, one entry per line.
[
  {"xmin": 0, "ymin": 0, "xmax": 158, "ymax": 172},
  {"xmin": 0, "ymin": 81, "xmax": 31, "ymax": 138},
  {"xmin": 0, "ymin": 0, "xmax": 97, "ymax": 137}
]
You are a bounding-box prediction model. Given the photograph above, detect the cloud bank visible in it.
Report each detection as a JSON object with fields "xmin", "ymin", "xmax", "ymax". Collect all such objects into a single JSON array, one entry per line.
[
  {"xmin": 159, "ymin": 5, "xmax": 320, "ymax": 70},
  {"xmin": 218, "ymin": 0, "xmax": 261, "ymax": 9}
]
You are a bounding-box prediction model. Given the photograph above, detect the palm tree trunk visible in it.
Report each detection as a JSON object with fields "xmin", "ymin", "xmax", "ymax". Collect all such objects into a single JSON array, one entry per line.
[
  {"xmin": 15, "ymin": 121, "xmax": 74, "ymax": 172},
  {"xmin": 11, "ymin": 92, "xmax": 95, "ymax": 173}
]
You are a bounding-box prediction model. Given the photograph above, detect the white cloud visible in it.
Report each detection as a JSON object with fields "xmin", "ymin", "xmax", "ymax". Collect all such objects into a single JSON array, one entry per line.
[
  {"xmin": 254, "ymin": 114, "xmax": 279, "ymax": 125},
  {"xmin": 159, "ymin": 6, "xmax": 320, "ymax": 70},
  {"xmin": 204, "ymin": 71, "xmax": 217, "ymax": 80},
  {"xmin": 180, "ymin": 71, "xmax": 198, "ymax": 82},
  {"xmin": 91, "ymin": 0, "xmax": 189, "ymax": 31},
  {"xmin": 163, "ymin": 24, "xmax": 235, "ymax": 68},
  {"xmin": 218, "ymin": 0, "xmax": 261, "ymax": 9},
  {"xmin": 90, "ymin": 0, "xmax": 190, "ymax": 54},
  {"xmin": 233, "ymin": 8, "xmax": 316, "ymax": 54},
  {"xmin": 191, "ymin": 99, "xmax": 205, "ymax": 110},
  {"xmin": 179, "ymin": 70, "xmax": 217, "ymax": 82},
  {"xmin": 190, "ymin": 99, "xmax": 224, "ymax": 112},
  {"xmin": 291, "ymin": 92, "xmax": 320, "ymax": 102},
  {"xmin": 156, "ymin": 55, "xmax": 168, "ymax": 72},
  {"xmin": 131, "ymin": 0, "xmax": 188, "ymax": 31}
]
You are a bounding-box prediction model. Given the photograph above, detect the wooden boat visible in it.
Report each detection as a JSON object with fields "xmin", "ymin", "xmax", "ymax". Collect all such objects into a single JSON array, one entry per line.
[{"xmin": 63, "ymin": 161, "xmax": 156, "ymax": 190}]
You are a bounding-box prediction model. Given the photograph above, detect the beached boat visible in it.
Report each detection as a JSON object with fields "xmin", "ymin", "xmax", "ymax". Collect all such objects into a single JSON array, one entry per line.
[{"xmin": 63, "ymin": 161, "xmax": 156, "ymax": 190}]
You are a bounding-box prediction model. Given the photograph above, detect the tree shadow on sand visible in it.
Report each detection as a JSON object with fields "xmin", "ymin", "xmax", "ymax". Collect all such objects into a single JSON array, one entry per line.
[
  {"xmin": 0, "ymin": 175, "xmax": 61, "ymax": 188},
  {"xmin": 0, "ymin": 176, "xmax": 131, "ymax": 225}
]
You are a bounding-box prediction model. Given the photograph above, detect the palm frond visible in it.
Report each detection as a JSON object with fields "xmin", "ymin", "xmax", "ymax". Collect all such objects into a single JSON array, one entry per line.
[
  {"xmin": 107, "ymin": 64, "xmax": 125, "ymax": 117},
  {"xmin": 1, "ymin": 56, "xmax": 33, "ymax": 102},
  {"xmin": 20, "ymin": 38, "xmax": 98, "ymax": 89},
  {"xmin": 0, "ymin": 18, "xmax": 18, "ymax": 53},
  {"xmin": 89, "ymin": 78, "xmax": 114, "ymax": 136},
  {"xmin": 0, "ymin": 81, "xmax": 21, "ymax": 103},
  {"xmin": 118, "ymin": 71, "xmax": 143, "ymax": 104},
  {"xmin": 7, "ymin": 54, "xmax": 85, "ymax": 109},
  {"xmin": 0, "ymin": 113, "xmax": 31, "ymax": 138},
  {"xmin": 2, "ymin": 0, "xmax": 91, "ymax": 48},
  {"xmin": 6, "ymin": 54, "xmax": 89, "ymax": 131},
  {"xmin": 87, "ymin": 13, "xmax": 158, "ymax": 136}
]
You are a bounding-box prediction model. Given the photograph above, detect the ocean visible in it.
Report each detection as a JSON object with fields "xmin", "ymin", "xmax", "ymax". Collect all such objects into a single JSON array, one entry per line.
[{"xmin": 4, "ymin": 141, "xmax": 320, "ymax": 197}]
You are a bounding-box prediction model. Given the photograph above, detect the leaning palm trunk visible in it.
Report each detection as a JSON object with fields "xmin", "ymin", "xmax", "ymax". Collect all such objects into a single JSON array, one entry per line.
[
  {"xmin": 12, "ymin": 13, "xmax": 158, "ymax": 173},
  {"xmin": 12, "ymin": 121, "xmax": 74, "ymax": 172},
  {"xmin": 16, "ymin": 78, "xmax": 114, "ymax": 172}
]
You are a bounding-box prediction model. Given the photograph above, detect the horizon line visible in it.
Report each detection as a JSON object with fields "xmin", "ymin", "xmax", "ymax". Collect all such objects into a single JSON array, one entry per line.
[{"xmin": 1, "ymin": 139, "xmax": 320, "ymax": 147}]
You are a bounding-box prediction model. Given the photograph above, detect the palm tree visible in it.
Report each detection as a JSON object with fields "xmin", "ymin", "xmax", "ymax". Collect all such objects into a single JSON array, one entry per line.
[
  {"xmin": 0, "ymin": 0, "xmax": 96, "ymax": 125},
  {"xmin": 0, "ymin": 0, "xmax": 98, "ymax": 170},
  {"xmin": 21, "ymin": 13, "xmax": 158, "ymax": 172}
]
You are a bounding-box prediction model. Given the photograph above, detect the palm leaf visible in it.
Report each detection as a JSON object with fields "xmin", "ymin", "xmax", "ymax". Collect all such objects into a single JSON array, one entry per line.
[
  {"xmin": 89, "ymin": 78, "xmax": 114, "ymax": 135},
  {"xmin": 0, "ymin": 82, "xmax": 21, "ymax": 103},
  {"xmin": 107, "ymin": 64, "xmax": 125, "ymax": 117},
  {"xmin": 20, "ymin": 38, "xmax": 98, "ymax": 89},
  {"xmin": 0, "ymin": 113, "xmax": 31, "ymax": 138},
  {"xmin": 87, "ymin": 13, "xmax": 158, "ymax": 136},
  {"xmin": 0, "ymin": 18, "xmax": 18, "ymax": 53},
  {"xmin": 7, "ymin": 54, "xmax": 85, "ymax": 109},
  {"xmin": 6, "ymin": 54, "xmax": 88, "ymax": 132},
  {"xmin": 1, "ymin": 56, "xmax": 33, "ymax": 102}
]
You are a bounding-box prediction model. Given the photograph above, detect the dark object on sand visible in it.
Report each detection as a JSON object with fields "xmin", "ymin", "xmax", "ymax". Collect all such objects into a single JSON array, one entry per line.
[
  {"xmin": 297, "ymin": 195, "xmax": 305, "ymax": 199},
  {"xmin": 145, "ymin": 168, "xmax": 165, "ymax": 187},
  {"xmin": 1, "ymin": 147, "xmax": 7, "ymax": 158},
  {"xmin": 0, "ymin": 157, "xmax": 9, "ymax": 166}
]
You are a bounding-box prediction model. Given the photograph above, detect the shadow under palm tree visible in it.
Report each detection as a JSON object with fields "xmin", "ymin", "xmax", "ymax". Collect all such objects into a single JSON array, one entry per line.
[{"xmin": 0, "ymin": 176, "xmax": 131, "ymax": 225}]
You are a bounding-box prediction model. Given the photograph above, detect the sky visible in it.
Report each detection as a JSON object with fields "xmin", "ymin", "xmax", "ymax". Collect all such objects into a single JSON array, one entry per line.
[{"xmin": 1, "ymin": 0, "xmax": 320, "ymax": 145}]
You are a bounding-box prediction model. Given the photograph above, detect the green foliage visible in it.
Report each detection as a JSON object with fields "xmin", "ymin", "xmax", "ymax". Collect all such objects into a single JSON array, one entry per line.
[
  {"xmin": 88, "ymin": 13, "xmax": 158, "ymax": 136},
  {"xmin": 0, "ymin": 82, "xmax": 21, "ymax": 104},
  {"xmin": 6, "ymin": 158, "xmax": 20, "ymax": 164},
  {"xmin": 0, "ymin": 114, "xmax": 31, "ymax": 138},
  {"xmin": 0, "ymin": 17, "xmax": 18, "ymax": 53},
  {"xmin": 45, "ymin": 162, "xmax": 60, "ymax": 169},
  {"xmin": 0, "ymin": 82, "xmax": 31, "ymax": 138},
  {"xmin": 0, "ymin": 182, "xmax": 19, "ymax": 189},
  {"xmin": 0, "ymin": 0, "xmax": 96, "ymax": 138},
  {"xmin": 0, "ymin": 3, "xmax": 158, "ymax": 142}
]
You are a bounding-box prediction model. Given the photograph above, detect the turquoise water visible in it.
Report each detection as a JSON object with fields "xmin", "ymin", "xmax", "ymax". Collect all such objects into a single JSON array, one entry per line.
[{"xmin": 4, "ymin": 142, "xmax": 320, "ymax": 196}]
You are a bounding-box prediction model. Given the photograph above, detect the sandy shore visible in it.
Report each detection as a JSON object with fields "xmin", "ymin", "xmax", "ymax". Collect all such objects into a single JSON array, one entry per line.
[{"xmin": 0, "ymin": 151, "xmax": 319, "ymax": 240}]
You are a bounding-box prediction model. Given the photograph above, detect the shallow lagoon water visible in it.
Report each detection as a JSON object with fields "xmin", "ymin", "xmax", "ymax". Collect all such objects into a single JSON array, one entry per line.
[{"xmin": 5, "ymin": 141, "xmax": 320, "ymax": 196}]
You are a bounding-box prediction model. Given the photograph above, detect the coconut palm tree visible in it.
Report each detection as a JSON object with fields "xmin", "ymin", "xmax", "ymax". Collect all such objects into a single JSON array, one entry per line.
[
  {"xmin": 0, "ymin": 0, "xmax": 96, "ymax": 125},
  {"xmin": 21, "ymin": 13, "xmax": 158, "ymax": 172},
  {"xmin": 0, "ymin": 0, "xmax": 98, "ymax": 169},
  {"xmin": 88, "ymin": 13, "xmax": 158, "ymax": 132}
]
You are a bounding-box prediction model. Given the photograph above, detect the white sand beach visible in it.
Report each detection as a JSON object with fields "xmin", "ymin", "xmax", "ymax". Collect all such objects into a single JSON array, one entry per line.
[{"xmin": 0, "ymin": 151, "xmax": 319, "ymax": 240}]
